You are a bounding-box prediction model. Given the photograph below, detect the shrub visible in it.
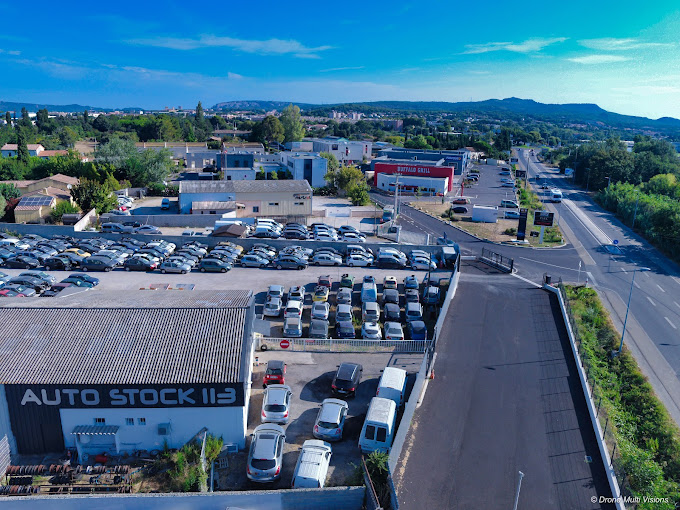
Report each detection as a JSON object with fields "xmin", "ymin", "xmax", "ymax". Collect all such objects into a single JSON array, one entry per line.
[
  {"xmin": 503, "ymin": 228, "xmax": 516, "ymax": 235},
  {"xmin": 50, "ymin": 200, "xmax": 80, "ymax": 223}
]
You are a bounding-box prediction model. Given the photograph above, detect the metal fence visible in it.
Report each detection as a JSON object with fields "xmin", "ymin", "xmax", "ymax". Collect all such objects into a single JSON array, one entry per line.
[
  {"xmin": 259, "ymin": 337, "xmax": 431, "ymax": 353},
  {"xmin": 480, "ymin": 247, "xmax": 514, "ymax": 272},
  {"xmin": 557, "ymin": 281, "xmax": 634, "ymax": 502},
  {"xmin": 0, "ymin": 435, "xmax": 11, "ymax": 479}
]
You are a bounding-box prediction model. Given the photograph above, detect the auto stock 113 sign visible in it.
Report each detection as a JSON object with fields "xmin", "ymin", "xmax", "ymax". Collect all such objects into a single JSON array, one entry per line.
[{"xmin": 9, "ymin": 383, "xmax": 244, "ymax": 409}]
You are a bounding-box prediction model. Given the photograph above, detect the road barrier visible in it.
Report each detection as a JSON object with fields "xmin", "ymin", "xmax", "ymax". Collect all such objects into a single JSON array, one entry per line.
[
  {"xmin": 258, "ymin": 337, "xmax": 431, "ymax": 354},
  {"xmin": 480, "ymin": 247, "xmax": 514, "ymax": 272}
]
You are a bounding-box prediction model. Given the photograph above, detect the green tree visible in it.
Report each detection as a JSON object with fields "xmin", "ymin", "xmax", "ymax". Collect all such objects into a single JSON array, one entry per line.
[
  {"xmin": 0, "ymin": 195, "xmax": 6, "ymax": 220},
  {"xmin": 404, "ymin": 134, "xmax": 432, "ymax": 150},
  {"xmin": 50, "ymin": 200, "xmax": 80, "ymax": 223},
  {"xmin": 92, "ymin": 115, "xmax": 110, "ymax": 132},
  {"xmin": 346, "ymin": 180, "xmax": 370, "ymax": 205},
  {"xmin": 279, "ymin": 104, "xmax": 304, "ymax": 143},
  {"xmin": 320, "ymin": 151, "xmax": 339, "ymax": 172},
  {"xmin": 82, "ymin": 110, "xmax": 90, "ymax": 126},
  {"xmin": 70, "ymin": 178, "xmax": 118, "ymax": 214},
  {"xmin": 4, "ymin": 112, "xmax": 10, "ymax": 127},
  {"xmin": 336, "ymin": 165, "xmax": 364, "ymax": 190},
  {"xmin": 204, "ymin": 435, "xmax": 223, "ymax": 465},
  {"xmin": 195, "ymin": 101, "xmax": 206, "ymax": 130},
  {"xmin": 20, "ymin": 107, "xmax": 31, "ymax": 128},
  {"xmin": 0, "ymin": 183, "xmax": 21, "ymax": 200},
  {"xmin": 59, "ymin": 127, "xmax": 78, "ymax": 148},
  {"xmin": 36, "ymin": 108, "xmax": 49, "ymax": 131},
  {"xmin": 251, "ymin": 115, "xmax": 284, "ymax": 146},
  {"xmin": 16, "ymin": 128, "xmax": 29, "ymax": 164}
]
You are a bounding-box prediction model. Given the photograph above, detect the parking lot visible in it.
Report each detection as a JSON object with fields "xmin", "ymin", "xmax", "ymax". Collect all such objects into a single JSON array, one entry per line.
[
  {"xmin": 215, "ymin": 350, "xmax": 421, "ymax": 490},
  {"xmin": 452, "ymin": 163, "xmax": 519, "ymax": 217}
]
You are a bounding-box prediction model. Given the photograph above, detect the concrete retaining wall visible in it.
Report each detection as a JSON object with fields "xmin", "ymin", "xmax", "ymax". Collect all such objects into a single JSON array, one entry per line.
[
  {"xmin": 0, "ymin": 486, "xmax": 365, "ymax": 510},
  {"xmin": 101, "ymin": 214, "xmax": 221, "ymax": 228},
  {"xmin": 544, "ymin": 283, "xmax": 624, "ymax": 510},
  {"xmin": 73, "ymin": 208, "xmax": 97, "ymax": 232}
]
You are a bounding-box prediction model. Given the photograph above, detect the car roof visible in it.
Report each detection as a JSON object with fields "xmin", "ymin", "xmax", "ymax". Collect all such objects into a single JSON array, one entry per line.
[
  {"xmin": 385, "ymin": 303, "xmax": 400, "ymax": 311},
  {"xmin": 320, "ymin": 399, "xmax": 347, "ymax": 422},
  {"xmin": 268, "ymin": 285, "xmax": 284, "ymax": 292},
  {"xmin": 384, "ymin": 289, "xmax": 399, "ymax": 296},
  {"xmin": 267, "ymin": 360, "xmax": 285, "ymax": 370},
  {"xmin": 364, "ymin": 301, "xmax": 379, "ymax": 310},
  {"xmin": 337, "ymin": 303, "xmax": 352, "ymax": 312},
  {"xmin": 410, "ymin": 321, "xmax": 426, "ymax": 331},
  {"xmin": 310, "ymin": 319, "xmax": 329, "ymax": 331},
  {"xmin": 265, "ymin": 385, "xmax": 291, "ymax": 404},
  {"xmin": 386, "ymin": 322, "xmax": 402, "ymax": 331},
  {"xmin": 406, "ymin": 302, "xmax": 421, "ymax": 310},
  {"xmin": 337, "ymin": 363, "xmax": 360, "ymax": 378}
]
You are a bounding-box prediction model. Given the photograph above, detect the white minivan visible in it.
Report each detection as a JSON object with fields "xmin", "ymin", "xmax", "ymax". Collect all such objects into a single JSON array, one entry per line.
[
  {"xmin": 551, "ymin": 189, "xmax": 563, "ymax": 203},
  {"xmin": 376, "ymin": 367, "xmax": 407, "ymax": 407},
  {"xmin": 359, "ymin": 397, "xmax": 397, "ymax": 454},
  {"xmin": 291, "ymin": 440, "xmax": 332, "ymax": 489}
]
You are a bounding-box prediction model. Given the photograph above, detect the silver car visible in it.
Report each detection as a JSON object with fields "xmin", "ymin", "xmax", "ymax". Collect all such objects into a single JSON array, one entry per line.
[
  {"xmin": 261, "ymin": 384, "xmax": 292, "ymax": 424},
  {"xmin": 159, "ymin": 260, "xmax": 191, "ymax": 274},
  {"xmin": 337, "ymin": 287, "xmax": 352, "ymax": 305},
  {"xmin": 313, "ymin": 398, "xmax": 349, "ymax": 441},
  {"xmin": 361, "ymin": 321, "xmax": 382, "ymax": 340},
  {"xmin": 263, "ymin": 297, "xmax": 282, "ymax": 317},
  {"xmin": 311, "ymin": 301, "xmax": 330, "ymax": 321},
  {"xmin": 334, "ymin": 303, "xmax": 353, "ymax": 325},
  {"xmin": 247, "ymin": 424, "xmax": 286, "ymax": 482},
  {"xmin": 311, "ymin": 253, "xmax": 342, "ymax": 266}
]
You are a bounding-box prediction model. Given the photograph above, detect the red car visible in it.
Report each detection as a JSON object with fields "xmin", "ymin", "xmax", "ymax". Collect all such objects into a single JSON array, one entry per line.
[
  {"xmin": 451, "ymin": 197, "xmax": 469, "ymax": 205},
  {"xmin": 0, "ymin": 289, "xmax": 27, "ymax": 297},
  {"xmin": 263, "ymin": 360, "xmax": 286, "ymax": 388},
  {"xmin": 317, "ymin": 275, "xmax": 332, "ymax": 289}
]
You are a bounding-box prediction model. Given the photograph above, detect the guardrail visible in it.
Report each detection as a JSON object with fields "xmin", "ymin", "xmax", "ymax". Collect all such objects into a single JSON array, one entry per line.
[
  {"xmin": 480, "ymin": 247, "xmax": 514, "ymax": 272},
  {"xmin": 259, "ymin": 337, "xmax": 431, "ymax": 354}
]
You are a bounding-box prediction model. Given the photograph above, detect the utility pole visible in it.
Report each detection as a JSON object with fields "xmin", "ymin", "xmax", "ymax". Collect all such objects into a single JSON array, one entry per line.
[
  {"xmin": 631, "ymin": 192, "xmax": 640, "ymax": 229},
  {"xmin": 393, "ymin": 173, "xmax": 401, "ymax": 217},
  {"xmin": 513, "ymin": 471, "xmax": 525, "ymax": 510}
]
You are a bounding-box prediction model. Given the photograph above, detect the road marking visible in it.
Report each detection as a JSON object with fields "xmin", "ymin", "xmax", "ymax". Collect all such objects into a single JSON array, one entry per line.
[
  {"xmin": 634, "ymin": 280, "xmax": 640, "ymax": 289},
  {"xmin": 621, "ymin": 268, "xmax": 627, "ymax": 273},
  {"xmin": 518, "ymin": 257, "xmax": 582, "ymax": 273},
  {"xmin": 673, "ymin": 276, "xmax": 680, "ymax": 286},
  {"xmin": 586, "ymin": 272, "xmax": 597, "ymax": 286},
  {"xmin": 675, "ymin": 301, "xmax": 680, "ymax": 309},
  {"xmin": 512, "ymin": 273, "xmax": 542, "ymax": 288},
  {"xmin": 647, "ymin": 296, "xmax": 656, "ymax": 306},
  {"xmin": 657, "ymin": 284, "xmax": 666, "ymax": 293},
  {"xmin": 665, "ymin": 317, "xmax": 677, "ymax": 330}
]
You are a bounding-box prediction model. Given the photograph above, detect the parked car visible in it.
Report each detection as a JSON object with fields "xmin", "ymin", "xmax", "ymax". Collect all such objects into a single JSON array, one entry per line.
[
  {"xmin": 1, "ymin": 284, "xmax": 36, "ymax": 297},
  {"xmin": 340, "ymin": 274, "xmax": 355, "ymax": 288},
  {"xmin": 80, "ymin": 256, "xmax": 116, "ymax": 272},
  {"xmin": 261, "ymin": 385, "xmax": 293, "ymax": 424},
  {"xmin": 133, "ymin": 225, "xmax": 162, "ymax": 235},
  {"xmin": 405, "ymin": 289, "xmax": 420, "ymax": 303},
  {"xmin": 452, "ymin": 206, "xmax": 469, "ymax": 214},
  {"xmin": 505, "ymin": 210, "xmax": 521, "ymax": 219},
  {"xmin": 61, "ymin": 277, "xmax": 94, "ymax": 288},
  {"xmin": 383, "ymin": 303, "xmax": 401, "ymax": 322},
  {"xmin": 263, "ymin": 360, "xmax": 286, "ymax": 387},
  {"xmin": 283, "ymin": 317, "xmax": 303, "ymax": 338},
  {"xmin": 247, "ymin": 424, "xmax": 286, "ymax": 483},
  {"xmin": 240, "ymin": 254, "xmax": 269, "ymax": 268},
  {"xmin": 335, "ymin": 321, "xmax": 356, "ymax": 339},
  {"xmin": 383, "ymin": 289, "xmax": 400, "ymax": 305},
  {"xmin": 404, "ymin": 275, "xmax": 419, "ymax": 290},
  {"xmin": 309, "ymin": 319, "xmax": 330, "ymax": 339},
  {"xmin": 43, "ymin": 255, "xmax": 74, "ymax": 271},
  {"xmin": 4, "ymin": 256, "xmax": 39, "ymax": 269},
  {"xmin": 311, "ymin": 301, "xmax": 331, "ymax": 321},
  {"xmin": 407, "ymin": 320, "xmax": 427, "ymax": 340},
  {"xmin": 451, "ymin": 197, "xmax": 469, "ymax": 205},
  {"xmin": 331, "ymin": 363, "xmax": 362, "ymax": 397},
  {"xmin": 362, "ymin": 321, "xmax": 382, "ymax": 340},
  {"xmin": 336, "ymin": 287, "xmax": 352, "ymax": 306},
  {"xmin": 334, "ymin": 303, "xmax": 353, "ymax": 325},
  {"xmin": 314, "ymin": 399, "xmax": 349, "ymax": 441},
  {"xmin": 347, "ymin": 253, "xmax": 373, "ymax": 267},
  {"xmin": 423, "ymin": 286, "xmax": 441, "ymax": 305},
  {"xmin": 19, "ymin": 270, "xmax": 56, "ymax": 285},
  {"xmin": 284, "ymin": 300, "xmax": 304, "ymax": 319},
  {"xmin": 8, "ymin": 275, "xmax": 49, "ymax": 292},
  {"xmin": 384, "ymin": 322, "xmax": 405, "ymax": 340},
  {"xmin": 122, "ymin": 257, "xmax": 154, "ymax": 271},
  {"xmin": 67, "ymin": 273, "xmax": 99, "ymax": 286},
  {"xmin": 273, "ymin": 255, "xmax": 307, "ymax": 270},
  {"xmin": 405, "ymin": 302, "xmax": 424, "ymax": 322},
  {"xmin": 0, "ymin": 288, "xmax": 28, "ymax": 297},
  {"xmin": 376, "ymin": 256, "xmax": 406, "ymax": 269},
  {"xmin": 263, "ymin": 297, "xmax": 283, "ymax": 317},
  {"xmin": 436, "ymin": 237, "xmax": 456, "ymax": 247},
  {"xmin": 362, "ymin": 301, "xmax": 380, "ymax": 323},
  {"xmin": 288, "ymin": 285, "xmax": 306, "ymax": 303},
  {"xmin": 267, "ymin": 285, "xmax": 285, "ymax": 301},
  {"xmin": 311, "ymin": 253, "xmax": 342, "ymax": 266},
  {"xmin": 317, "ymin": 275, "xmax": 332, "ymax": 288},
  {"xmin": 410, "ymin": 257, "xmax": 437, "ymax": 271},
  {"xmin": 161, "ymin": 198, "xmax": 170, "ymax": 210},
  {"xmin": 159, "ymin": 260, "xmax": 191, "ymax": 274},
  {"xmin": 198, "ymin": 258, "xmax": 231, "ymax": 272},
  {"xmin": 341, "ymin": 232, "xmax": 366, "ymax": 243},
  {"xmin": 313, "ymin": 286, "xmax": 330, "ymax": 303},
  {"xmin": 41, "ymin": 282, "xmax": 75, "ymax": 297}
]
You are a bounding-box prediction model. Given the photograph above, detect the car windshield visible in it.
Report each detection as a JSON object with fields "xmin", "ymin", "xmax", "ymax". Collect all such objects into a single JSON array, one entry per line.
[
  {"xmin": 318, "ymin": 421, "xmax": 338, "ymax": 429},
  {"xmin": 265, "ymin": 404, "xmax": 286, "ymax": 412},
  {"xmin": 251, "ymin": 459, "xmax": 276, "ymax": 470},
  {"xmin": 267, "ymin": 368, "xmax": 283, "ymax": 376}
]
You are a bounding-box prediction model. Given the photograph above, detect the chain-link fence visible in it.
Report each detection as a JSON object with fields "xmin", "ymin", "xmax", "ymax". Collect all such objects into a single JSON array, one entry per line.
[{"xmin": 557, "ymin": 282, "xmax": 634, "ymax": 503}]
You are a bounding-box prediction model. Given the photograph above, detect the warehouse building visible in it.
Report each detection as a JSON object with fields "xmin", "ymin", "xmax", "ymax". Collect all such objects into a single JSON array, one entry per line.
[
  {"xmin": 179, "ymin": 179, "xmax": 313, "ymax": 217},
  {"xmin": 372, "ymin": 159, "xmax": 460, "ymax": 193},
  {"xmin": 0, "ymin": 290, "xmax": 256, "ymax": 457},
  {"xmin": 376, "ymin": 173, "xmax": 449, "ymax": 196},
  {"xmin": 376, "ymin": 148, "xmax": 470, "ymax": 174}
]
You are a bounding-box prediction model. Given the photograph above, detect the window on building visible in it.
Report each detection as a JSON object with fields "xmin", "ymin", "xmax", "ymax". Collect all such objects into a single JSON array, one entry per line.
[
  {"xmin": 138, "ymin": 418, "xmax": 146, "ymax": 426},
  {"xmin": 253, "ymin": 206, "xmax": 259, "ymax": 213},
  {"xmin": 268, "ymin": 202, "xmax": 279, "ymax": 206},
  {"xmin": 94, "ymin": 418, "xmax": 106, "ymax": 425},
  {"xmin": 226, "ymin": 175, "xmax": 232, "ymax": 180},
  {"xmin": 234, "ymin": 160, "xmax": 240, "ymax": 167},
  {"xmin": 125, "ymin": 418, "xmax": 134, "ymax": 426},
  {"xmin": 295, "ymin": 202, "xmax": 304, "ymax": 206},
  {"xmin": 210, "ymin": 211, "xmax": 216, "ymax": 214}
]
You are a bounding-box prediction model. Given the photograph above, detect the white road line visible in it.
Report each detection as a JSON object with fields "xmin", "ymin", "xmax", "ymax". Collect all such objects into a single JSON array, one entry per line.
[
  {"xmin": 657, "ymin": 284, "xmax": 666, "ymax": 293},
  {"xmin": 675, "ymin": 301, "xmax": 680, "ymax": 309},
  {"xmin": 673, "ymin": 276, "xmax": 680, "ymax": 285},
  {"xmin": 512, "ymin": 273, "xmax": 542, "ymax": 288},
  {"xmin": 518, "ymin": 257, "xmax": 582, "ymax": 273},
  {"xmin": 665, "ymin": 317, "xmax": 677, "ymax": 330},
  {"xmin": 634, "ymin": 280, "xmax": 641, "ymax": 289},
  {"xmin": 647, "ymin": 296, "xmax": 657, "ymax": 306}
]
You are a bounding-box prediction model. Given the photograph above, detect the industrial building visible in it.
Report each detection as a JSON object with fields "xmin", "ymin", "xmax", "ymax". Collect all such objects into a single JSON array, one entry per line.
[
  {"xmin": 375, "ymin": 148, "xmax": 470, "ymax": 174},
  {"xmin": 372, "ymin": 159, "xmax": 459, "ymax": 193},
  {"xmin": 0, "ymin": 290, "xmax": 256, "ymax": 457},
  {"xmin": 178, "ymin": 179, "xmax": 313, "ymax": 217},
  {"xmin": 278, "ymin": 152, "xmax": 328, "ymax": 187},
  {"xmin": 376, "ymin": 173, "xmax": 449, "ymax": 196},
  {"xmin": 305, "ymin": 137, "xmax": 372, "ymax": 164}
]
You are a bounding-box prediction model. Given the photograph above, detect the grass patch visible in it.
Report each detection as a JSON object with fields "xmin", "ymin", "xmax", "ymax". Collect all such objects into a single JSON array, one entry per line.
[{"xmin": 565, "ymin": 285, "xmax": 680, "ymax": 508}]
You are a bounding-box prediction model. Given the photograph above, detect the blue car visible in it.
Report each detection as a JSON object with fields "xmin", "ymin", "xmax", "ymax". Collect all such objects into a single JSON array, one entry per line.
[
  {"xmin": 407, "ymin": 321, "xmax": 427, "ymax": 340},
  {"xmin": 336, "ymin": 320, "xmax": 356, "ymax": 339},
  {"xmin": 68, "ymin": 273, "xmax": 100, "ymax": 286},
  {"xmin": 404, "ymin": 275, "xmax": 419, "ymax": 290}
]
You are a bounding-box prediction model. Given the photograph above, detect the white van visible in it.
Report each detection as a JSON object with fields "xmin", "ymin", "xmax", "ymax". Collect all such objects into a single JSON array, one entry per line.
[
  {"xmin": 291, "ymin": 440, "xmax": 332, "ymax": 489},
  {"xmin": 376, "ymin": 367, "xmax": 407, "ymax": 407},
  {"xmin": 551, "ymin": 189, "xmax": 563, "ymax": 203},
  {"xmin": 359, "ymin": 397, "xmax": 397, "ymax": 453}
]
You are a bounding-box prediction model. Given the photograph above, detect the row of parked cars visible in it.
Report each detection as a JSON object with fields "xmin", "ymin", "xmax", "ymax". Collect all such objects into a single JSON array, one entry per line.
[
  {"xmin": 249, "ymin": 219, "xmax": 368, "ymax": 243},
  {"xmin": 0, "ymin": 269, "xmax": 99, "ymax": 297},
  {"xmin": 248, "ymin": 361, "xmax": 406, "ymax": 487},
  {"xmin": 264, "ymin": 271, "xmax": 440, "ymax": 341}
]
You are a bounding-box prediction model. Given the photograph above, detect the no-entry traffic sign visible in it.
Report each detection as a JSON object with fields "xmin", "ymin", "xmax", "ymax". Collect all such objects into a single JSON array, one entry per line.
[{"xmin": 280, "ymin": 339, "xmax": 290, "ymax": 349}]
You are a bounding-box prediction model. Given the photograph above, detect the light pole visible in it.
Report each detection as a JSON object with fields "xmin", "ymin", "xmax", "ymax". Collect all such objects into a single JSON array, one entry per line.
[
  {"xmin": 605, "ymin": 176, "xmax": 611, "ymax": 190},
  {"xmin": 613, "ymin": 267, "xmax": 651, "ymax": 357},
  {"xmin": 631, "ymin": 192, "xmax": 640, "ymax": 229},
  {"xmin": 513, "ymin": 471, "xmax": 525, "ymax": 510}
]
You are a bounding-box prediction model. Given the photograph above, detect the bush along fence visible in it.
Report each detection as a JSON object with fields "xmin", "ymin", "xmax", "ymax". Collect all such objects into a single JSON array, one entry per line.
[{"xmin": 561, "ymin": 284, "xmax": 680, "ymax": 509}]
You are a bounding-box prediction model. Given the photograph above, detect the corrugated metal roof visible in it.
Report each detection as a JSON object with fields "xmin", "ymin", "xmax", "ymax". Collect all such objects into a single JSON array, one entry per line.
[
  {"xmin": 192, "ymin": 201, "xmax": 236, "ymax": 210},
  {"xmin": 0, "ymin": 290, "xmax": 253, "ymax": 385},
  {"xmin": 179, "ymin": 180, "xmax": 312, "ymax": 194},
  {"xmin": 71, "ymin": 425, "xmax": 120, "ymax": 435}
]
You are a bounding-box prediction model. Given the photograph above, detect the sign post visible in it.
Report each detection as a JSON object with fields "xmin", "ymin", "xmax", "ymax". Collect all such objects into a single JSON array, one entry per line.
[{"xmin": 533, "ymin": 211, "xmax": 555, "ymax": 245}]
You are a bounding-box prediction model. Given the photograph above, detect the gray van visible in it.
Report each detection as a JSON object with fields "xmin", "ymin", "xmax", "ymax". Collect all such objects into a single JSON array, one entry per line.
[
  {"xmin": 359, "ymin": 397, "xmax": 397, "ymax": 454},
  {"xmin": 291, "ymin": 440, "xmax": 332, "ymax": 489}
]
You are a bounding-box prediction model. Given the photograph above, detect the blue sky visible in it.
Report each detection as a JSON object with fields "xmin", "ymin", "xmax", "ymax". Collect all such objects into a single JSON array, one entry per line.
[{"xmin": 1, "ymin": 0, "xmax": 679, "ymax": 118}]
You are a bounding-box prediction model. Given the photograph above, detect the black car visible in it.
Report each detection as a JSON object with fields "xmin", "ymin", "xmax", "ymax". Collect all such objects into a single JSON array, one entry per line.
[
  {"xmin": 337, "ymin": 225, "xmax": 359, "ymax": 235},
  {"xmin": 273, "ymin": 255, "xmax": 308, "ymax": 270},
  {"xmin": 283, "ymin": 230, "xmax": 309, "ymax": 240},
  {"xmin": 124, "ymin": 257, "xmax": 155, "ymax": 271},
  {"xmin": 4, "ymin": 256, "xmax": 39, "ymax": 269},
  {"xmin": 68, "ymin": 273, "xmax": 100, "ymax": 286},
  {"xmin": 60, "ymin": 252, "xmax": 86, "ymax": 267},
  {"xmin": 335, "ymin": 321, "xmax": 356, "ymax": 340},
  {"xmin": 43, "ymin": 256, "xmax": 73, "ymax": 271},
  {"xmin": 377, "ymin": 257, "xmax": 406, "ymax": 269},
  {"xmin": 384, "ymin": 303, "xmax": 401, "ymax": 322},
  {"xmin": 251, "ymin": 230, "xmax": 280, "ymax": 239},
  {"xmin": 452, "ymin": 206, "xmax": 469, "ymax": 214},
  {"xmin": 122, "ymin": 220, "xmax": 143, "ymax": 228},
  {"xmin": 80, "ymin": 256, "xmax": 116, "ymax": 272},
  {"xmin": 331, "ymin": 362, "xmax": 363, "ymax": 397},
  {"xmin": 8, "ymin": 275, "xmax": 49, "ymax": 292},
  {"xmin": 383, "ymin": 289, "xmax": 400, "ymax": 305},
  {"xmin": 309, "ymin": 319, "xmax": 329, "ymax": 339}
]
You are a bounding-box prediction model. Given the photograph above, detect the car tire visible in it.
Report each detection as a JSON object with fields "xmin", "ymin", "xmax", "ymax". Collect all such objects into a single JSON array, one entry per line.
[
  {"xmin": 45, "ymin": 266, "xmax": 51, "ymax": 271},
  {"xmin": 298, "ymin": 266, "xmax": 305, "ymax": 270},
  {"xmin": 81, "ymin": 266, "xmax": 88, "ymax": 272},
  {"xmin": 161, "ymin": 269, "xmax": 166, "ymax": 274},
  {"xmin": 105, "ymin": 267, "xmax": 112, "ymax": 272},
  {"xmin": 125, "ymin": 266, "xmax": 131, "ymax": 272},
  {"xmin": 260, "ymin": 344, "xmax": 268, "ymax": 351},
  {"xmin": 348, "ymin": 262, "xmax": 354, "ymax": 267},
  {"xmin": 260, "ymin": 264, "xmax": 266, "ymax": 268},
  {"xmin": 220, "ymin": 268, "xmax": 226, "ymax": 273},
  {"xmin": 200, "ymin": 267, "xmax": 206, "ymax": 272},
  {"xmin": 334, "ymin": 263, "xmax": 339, "ymax": 266},
  {"xmin": 276, "ymin": 264, "xmax": 283, "ymax": 270}
]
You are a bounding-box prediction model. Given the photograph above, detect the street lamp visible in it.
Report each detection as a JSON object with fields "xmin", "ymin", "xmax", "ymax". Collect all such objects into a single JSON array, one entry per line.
[
  {"xmin": 613, "ymin": 267, "xmax": 651, "ymax": 357},
  {"xmin": 605, "ymin": 176, "xmax": 611, "ymax": 190}
]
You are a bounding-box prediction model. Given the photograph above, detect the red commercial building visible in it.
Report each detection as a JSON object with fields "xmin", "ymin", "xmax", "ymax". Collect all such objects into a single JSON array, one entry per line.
[{"xmin": 373, "ymin": 161, "xmax": 456, "ymax": 192}]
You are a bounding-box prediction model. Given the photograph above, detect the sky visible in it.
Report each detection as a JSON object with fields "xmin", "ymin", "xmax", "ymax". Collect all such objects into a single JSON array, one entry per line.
[{"xmin": 1, "ymin": 0, "xmax": 680, "ymax": 119}]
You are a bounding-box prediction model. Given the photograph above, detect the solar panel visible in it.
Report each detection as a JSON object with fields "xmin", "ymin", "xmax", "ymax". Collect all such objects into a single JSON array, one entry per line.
[{"xmin": 19, "ymin": 196, "xmax": 54, "ymax": 207}]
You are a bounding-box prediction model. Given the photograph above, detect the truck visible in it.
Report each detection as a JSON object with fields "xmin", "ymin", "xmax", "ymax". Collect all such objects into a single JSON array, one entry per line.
[{"xmin": 471, "ymin": 205, "xmax": 498, "ymax": 223}]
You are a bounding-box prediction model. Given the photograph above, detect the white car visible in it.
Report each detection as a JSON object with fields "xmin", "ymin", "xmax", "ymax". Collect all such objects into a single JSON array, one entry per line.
[
  {"xmin": 384, "ymin": 322, "xmax": 405, "ymax": 340},
  {"xmin": 284, "ymin": 300, "xmax": 304, "ymax": 319},
  {"xmin": 314, "ymin": 232, "xmax": 339, "ymax": 242},
  {"xmin": 347, "ymin": 254, "xmax": 373, "ymax": 267},
  {"xmin": 263, "ymin": 297, "xmax": 282, "ymax": 317},
  {"xmin": 361, "ymin": 321, "xmax": 382, "ymax": 340},
  {"xmin": 261, "ymin": 385, "xmax": 292, "ymax": 424},
  {"xmin": 501, "ymin": 181, "xmax": 516, "ymax": 188},
  {"xmin": 311, "ymin": 301, "xmax": 330, "ymax": 321},
  {"xmin": 342, "ymin": 232, "xmax": 366, "ymax": 243},
  {"xmin": 410, "ymin": 257, "xmax": 437, "ymax": 271},
  {"xmin": 505, "ymin": 210, "xmax": 521, "ymax": 219}
]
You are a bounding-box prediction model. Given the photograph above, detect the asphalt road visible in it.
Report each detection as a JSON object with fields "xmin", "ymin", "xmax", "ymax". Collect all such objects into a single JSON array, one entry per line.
[{"xmin": 394, "ymin": 270, "xmax": 613, "ymax": 510}]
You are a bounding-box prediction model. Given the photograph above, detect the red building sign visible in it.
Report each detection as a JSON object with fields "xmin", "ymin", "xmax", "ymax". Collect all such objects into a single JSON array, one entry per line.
[{"xmin": 373, "ymin": 162, "xmax": 456, "ymax": 191}]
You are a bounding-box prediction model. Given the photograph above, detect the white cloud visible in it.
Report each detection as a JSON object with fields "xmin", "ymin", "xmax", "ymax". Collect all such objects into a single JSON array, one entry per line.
[
  {"xmin": 579, "ymin": 37, "xmax": 673, "ymax": 51},
  {"xmin": 126, "ymin": 35, "xmax": 333, "ymax": 58},
  {"xmin": 567, "ymin": 54, "xmax": 631, "ymax": 64},
  {"xmin": 320, "ymin": 66, "xmax": 365, "ymax": 72},
  {"xmin": 463, "ymin": 37, "xmax": 567, "ymax": 54},
  {"xmin": 0, "ymin": 49, "xmax": 20, "ymax": 55}
]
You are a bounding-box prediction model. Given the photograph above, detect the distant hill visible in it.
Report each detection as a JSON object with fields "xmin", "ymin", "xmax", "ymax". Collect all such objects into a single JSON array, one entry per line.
[
  {"xmin": 0, "ymin": 101, "xmax": 142, "ymax": 113},
  {"xmin": 212, "ymin": 97, "xmax": 680, "ymax": 132}
]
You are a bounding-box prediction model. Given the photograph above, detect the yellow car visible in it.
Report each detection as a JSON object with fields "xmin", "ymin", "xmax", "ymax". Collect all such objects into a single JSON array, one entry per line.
[
  {"xmin": 312, "ymin": 285, "xmax": 330, "ymax": 302},
  {"xmin": 383, "ymin": 276, "xmax": 398, "ymax": 290},
  {"xmin": 64, "ymin": 248, "xmax": 91, "ymax": 258}
]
